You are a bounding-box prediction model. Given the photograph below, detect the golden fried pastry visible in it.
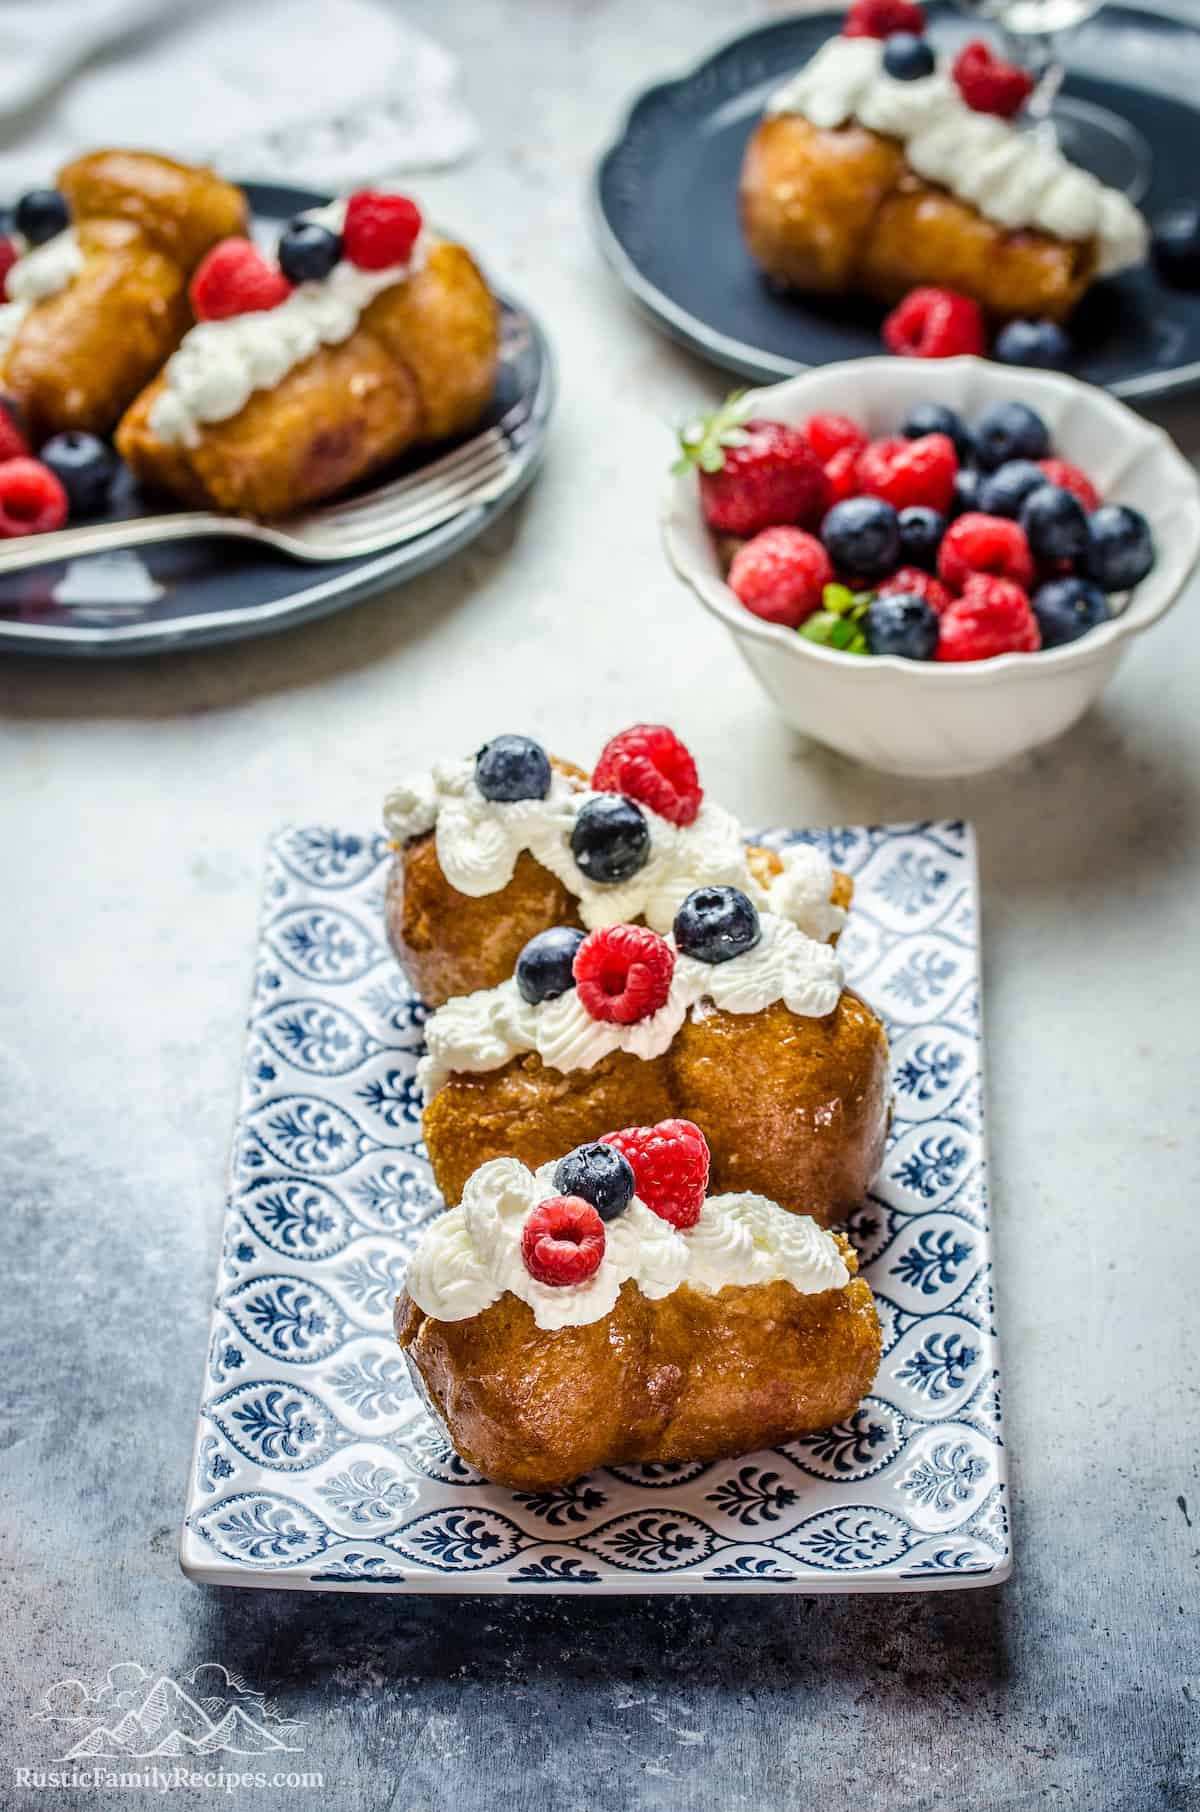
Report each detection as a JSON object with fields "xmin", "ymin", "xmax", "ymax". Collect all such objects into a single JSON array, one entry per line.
[
  {"xmin": 419, "ymin": 902, "xmax": 888, "ymax": 1223},
  {"xmin": 0, "ymin": 151, "xmax": 246, "ymax": 442},
  {"xmin": 740, "ymin": 36, "xmax": 1146, "ymax": 322},
  {"xmin": 384, "ymin": 727, "xmax": 852, "ymax": 1007},
  {"xmin": 116, "ymin": 196, "xmax": 499, "ymax": 518},
  {"xmin": 396, "ymin": 1138, "xmax": 881, "ymax": 1491}
]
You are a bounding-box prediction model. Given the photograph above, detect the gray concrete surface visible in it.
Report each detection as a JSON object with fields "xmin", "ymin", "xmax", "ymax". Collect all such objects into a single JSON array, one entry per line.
[{"xmin": 1, "ymin": 3, "xmax": 1198, "ymax": 1808}]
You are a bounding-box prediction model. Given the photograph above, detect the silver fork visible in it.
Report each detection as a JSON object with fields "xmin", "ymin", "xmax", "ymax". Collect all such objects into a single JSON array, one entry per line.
[{"xmin": 0, "ymin": 404, "xmax": 531, "ymax": 574}]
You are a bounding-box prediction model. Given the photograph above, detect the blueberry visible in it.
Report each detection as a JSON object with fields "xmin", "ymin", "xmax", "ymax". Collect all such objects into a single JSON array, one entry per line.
[
  {"xmin": 864, "ymin": 593, "xmax": 939, "ymax": 660},
  {"xmin": 977, "ymin": 460, "xmax": 1046, "ymax": 520},
  {"xmin": 14, "ymin": 188, "xmax": 70, "ymax": 245},
  {"xmin": 38, "ymin": 431, "xmax": 117, "ymax": 518},
  {"xmin": 278, "ymin": 220, "xmax": 342, "ymax": 284},
  {"xmin": 949, "ymin": 467, "xmax": 982, "ymax": 517},
  {"xmin": 673, "ymin": 885, "xmax": 761, "ymax": 965},
  {"xmin": 901, "ymin": 402, "xmax": 974, "ymax": 463},
  {"xmin": 821, "ymin": 496, "xmax": 901, "ymax": 581},
  {"xmin": 570, "ymin": 795, "xmax": 650, "ymax": 883},
  {"xmin": 1019, "ymin": 484, "xmax": 1088, "ymax": 562},
  {"xmin": 973, "ymin": 401, "xmax": 1050, "ymax": 470},
  {"xmin": 993, "ymin": 319, "xmax": 1072, "ymax": 370},
  {"xmin": 515, "ymin": 926, "xmax": 585, "ymax": 1005},
  {"xmin": 883, "ymin": 33, "xmax": 935, "ymax": 80},
  {"xmin": 897, "ymin": 506, "xmax": 945, "ymax": 572},
  {"xmin": 1032, "ymin": 578, "xmax": 1110, "ymax": 648},
  {"xmin": 1151, "ymin": 203, "xmax": 1200, "ymax": 290},
  {"xmin": 1084, "ymin": 504, "xmax": 1155, "ymax": 591},
  {"xmin": 554, "ymin": 1141, "xmax": 636, "ymax": 1222},
  {"xmin": 474, "ymin": 735, "xmax": 551, "ymax": 803}
]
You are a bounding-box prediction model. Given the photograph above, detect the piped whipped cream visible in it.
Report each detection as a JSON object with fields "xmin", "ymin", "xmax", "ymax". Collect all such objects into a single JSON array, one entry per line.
[
  {"xmin": 768, "ymin": 36, "xmax": 1147, "ymax": 276},
  {"xmin": 148, "ymin": 200, "xmax": 426, "ymax": 447},
  {"xmin": 384, "ymin": 756, "xmax": 846, "ymax": 944},
  {"xmin": 404, "ymin": 1154, "xmax": 849, "ymax": 1330},
  {"xmin": 419, "ymin": 910, "xmax": 843, "ymax": 1096},
  {"xmin": 0, "ymin": 229, "xmax": 86, "ymax": 363}
]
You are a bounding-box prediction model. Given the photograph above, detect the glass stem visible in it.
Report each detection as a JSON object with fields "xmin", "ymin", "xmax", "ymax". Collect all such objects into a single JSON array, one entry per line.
[{"xmin": 1001, "ymin": 27, "xmax": 1063, "ymax": 145}]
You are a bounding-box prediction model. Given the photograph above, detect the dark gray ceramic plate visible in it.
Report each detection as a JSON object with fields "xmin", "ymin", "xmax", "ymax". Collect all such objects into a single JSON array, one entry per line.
[
  {"xmin": 593, "ymin": 2, "xmax": 1200, "ymax": 397},
  {"xmin": 0, "ymin": 182, "xmax": 554, "ymax": 657}
]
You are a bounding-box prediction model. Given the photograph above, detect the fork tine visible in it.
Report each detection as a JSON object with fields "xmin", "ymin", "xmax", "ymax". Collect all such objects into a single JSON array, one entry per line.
[
  {"xmin": 300, "ymin": 465, "xmax": 513, "ymax": 556},
  {"xmin": 312, "ymin": 440, "xmax": 507, "ymax": 524},
  {"xmin": 333, "ymin": 449, "xmax": 510, "ymax": 532}
]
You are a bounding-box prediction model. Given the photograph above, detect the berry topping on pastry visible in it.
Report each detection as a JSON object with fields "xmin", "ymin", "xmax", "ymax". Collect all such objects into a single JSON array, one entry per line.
[
  {"xmin": 343, "ymin": 191, "xmax": 423, "ymax": 270},
  {"xmin": 592, "ymin": 724, "xmax": 703, "ymax": 828},
  {"xmin": 569, "ymin": 795, "xmax": 651, "ymax": 884},
  {"xmin": 553, "ymin": 1141, "xmax": 637, "ymax": 1223},
  {"xmin": 804, "ymin": 413, "xmax": 867, "ymax": 463},
  {"xmin": 0, "ymin": 396, "xmax": 29, "ymax": 465},
  {"xmin": 883, "ymin": 32, "xmax": 935, "ymax": 80},
  {"xmin": 896, "ymin": 506, "xmax": 946, "ymax": 572},
  {"xmin": 857, "ymin": 434, "xmax": 958, "ymax": 515},
  {"xmin": 842, "ymin": 0, "xmax": 926, "ymax": 38},
  {"xmin": 475, "ymin": 734, "xmax": 552, "ymax": 803},
  {"xmin": 994, "ymin": 318, "xmax": 1071, "ymax": 370},
  {"xmin": 40, "ymin": 431, "xmax": 116, "ymax": 518},
  {"xmin": 673, "ymin": 885, "xmax": 761, "ymax": 965},
  {"xmin": 277, "ymin": 220, "xmax": 343, "ymax": 284},
  {"xmin": 601, "ymin": 1120, "xmax": 710, "ymax": 1231},
  {"xmin": 877, "ymin": 567, "xmax": 954, "ymax": 615},
  {"xmin": 1037, "ymin": 459, "xmax": 1100, "ymax": 513},
  {"xmin": 883, "ymin": 288, "xmax": 987, "ymax": 359},
  {"xmin": 728, "ymin": 526, "xmax": 833, "ymax": 628},
  {"xmin": 938, "ymin": 513, "xmax": 1035, "ymax": 591},
  {"xmin": 516, "ymin": 927, "xmax": 586, "ymax": 1005},
  {"xmin": 952, "ymin": 39, "xmax": 1035, "ymax": 120},
  {"xmin": 15, "ymin": 188, "xmax": 70, "ymax": 246},
  {"xmin": 190, "ymin": 239, "xmax": 293, "ymax": 322},
  {"xmin": 936, "ymin": 575, "xmax": 1041, "ymax": 661},
  {"xmin": 864, "ymin": 591, "xmax": 939, "ymax": 660},
  {"xmin": 1019, "ymin": 485, "xmax": 1088, "ymax": 563},
  {"xmin": 901, "ymin": 403, "xmax": 974, "ymax": 463},
  {"xmin": 573, "ymin": 924, "xmax": 674, "ymax": 1025},
  {"xmin": 821, "ymin": 496, "xmax": 901, "ymax": 581},
  {"xmin": 0, "ymin": 237, "xmax": 17, "ymax": 302},
  {"xmin": 977, "ymin": 460, "xmax": 1046, "ymax": 520},
  {"xmin": 675, "ymin": 395, "xmax": 829, "ymax": 536},
  {"xmin": 1084, "ymin": 505, "xmax": 1155, "ymax": 591},
  {"xmin": 521, "ymin": 1195, "xmax": 606, "ymax": 1286},
  {"xmin": 0, "ymin": 458, "xmax": 68, "ymax": 537},
  {"xmin": 972, "ymin": 401, "xmax": 1050, "ymax": 470},
  {"xmin": 1032, "ymin": 577, "xmax": 1110, "ymax": 648}
]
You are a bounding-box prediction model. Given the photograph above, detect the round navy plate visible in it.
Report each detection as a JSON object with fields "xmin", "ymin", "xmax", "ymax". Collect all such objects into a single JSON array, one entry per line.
[
  {"xmin": 593, "ymin": 2, "xmax": 1200, "ymax": 398},
  {"xmin": 0, "ymin": 182, "xmax": 554, "ymax": 657}
]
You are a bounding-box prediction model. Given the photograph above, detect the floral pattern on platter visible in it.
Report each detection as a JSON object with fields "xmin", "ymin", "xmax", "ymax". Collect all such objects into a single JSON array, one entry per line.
[{"xmin": 182, "ymin": 820, "xmax": 1007, "ymax": 1594}]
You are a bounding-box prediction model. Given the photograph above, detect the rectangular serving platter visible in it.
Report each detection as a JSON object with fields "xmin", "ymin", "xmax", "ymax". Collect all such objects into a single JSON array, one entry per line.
[{"xmin": 181, "ymin": 819, "xmax": 1008, "ymax": 1593}]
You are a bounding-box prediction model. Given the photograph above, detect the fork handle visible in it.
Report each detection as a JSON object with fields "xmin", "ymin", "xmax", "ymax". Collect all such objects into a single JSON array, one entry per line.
[{"xmin": 0, "ymin": 510, "xmax": 265, "ymax": 575}]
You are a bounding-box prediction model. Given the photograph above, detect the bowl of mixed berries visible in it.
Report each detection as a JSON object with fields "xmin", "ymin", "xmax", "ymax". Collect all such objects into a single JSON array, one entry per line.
[{"xmin": 662, "ymin": 358, "xmax": 1200, "ymax": 777}]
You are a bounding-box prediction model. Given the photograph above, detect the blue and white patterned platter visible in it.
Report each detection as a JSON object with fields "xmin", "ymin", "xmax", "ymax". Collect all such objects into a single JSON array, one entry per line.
[{"xmin": 182, "ymin": 819, "xmax": 1008, "ymax": 1594}]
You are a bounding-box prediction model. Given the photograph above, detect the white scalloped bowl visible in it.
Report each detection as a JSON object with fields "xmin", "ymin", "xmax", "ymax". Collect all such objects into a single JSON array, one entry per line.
[{"xmin": 662, "ymin": 357, "xmax": 1200, "ymax": 778}]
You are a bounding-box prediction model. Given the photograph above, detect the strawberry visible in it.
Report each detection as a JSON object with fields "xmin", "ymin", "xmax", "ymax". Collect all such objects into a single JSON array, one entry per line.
[{"xmin": 675, "ymin": 394, "xmax": 829, "ymax": 536}]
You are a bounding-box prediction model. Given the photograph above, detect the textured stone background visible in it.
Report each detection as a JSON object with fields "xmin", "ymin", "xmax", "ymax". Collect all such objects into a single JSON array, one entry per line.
[{"xmin": 1, "ymin": 2, "xmax": 1198, "ymax": 1808}]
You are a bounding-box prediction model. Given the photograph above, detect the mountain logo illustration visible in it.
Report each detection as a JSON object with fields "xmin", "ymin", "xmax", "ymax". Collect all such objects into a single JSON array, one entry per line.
[{"xmin": 52, "ymin": 1671, "xmax": 302, "ymax": 1762}]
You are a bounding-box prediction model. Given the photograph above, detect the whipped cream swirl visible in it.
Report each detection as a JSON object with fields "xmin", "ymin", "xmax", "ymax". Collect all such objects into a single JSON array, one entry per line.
[
  {"xmin": 404, "ymin": 1155, "xmax": 849, "ymax": 1330},
  {"xmin": 384, "ymin": 756, "xmax": 846, "ymax": 944},
  {"xmin": 0, "ymin": 229, "xmax": 86, "ymax": 363},
  {"xmin": 149, "ymin": 200, "xmax": 426, "ymax": 447},
  {"xmin": 768, "ymin": 36, "xmax": 1147, "ymax": 276},
  {"xmin": 419, "ymin": 910, "xmax": 843, "ymax": 1096}
]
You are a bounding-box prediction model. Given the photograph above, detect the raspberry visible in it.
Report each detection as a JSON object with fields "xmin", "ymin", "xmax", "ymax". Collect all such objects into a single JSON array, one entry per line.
[
  {"xmin": 883, "ymin": 288, "xmax": 987, "ymax": 359},
  {"xmin": 877, "ymin": 566, "xmax": 954, "ymax": 615},
  {"xmin": 0, "ymin": 457, "xmax": 67, "ymax": 536},
  {"xmin": 0, "ymin": 237, "xmax": 17, "ymax": 303},
  {"xmin": 804, "ymin": 412, "xmax": 867, "ymax": 463},
  {"xmin": 573, "ymin": 925, "xmax": 675, "ymax": 1025},
  {"xmin": 679, "ymin": 399, "xmax": 830, "ymax": 536},
  {"xmin": 953, "ymin": 40, "xmax": 1035, "ymax": 119},
  {"xmin": 521, "ymin": 1196, "xmax": 606, "ymax": 1286},
  {"xmin": 728, "ymin": 525, "xmax": 833, "ymax": 629},
  {"xmin": 343, "ymin": 191, "xmax": 423, "ymax": 270},
  {"xmin": 1038, "ymin": 458, "xmax": 1101, "ymax": 513},
  {"xmin": 857, "ymin": 433, "xmax": 958, "ymax": 514},
  {"xmin": 937, "ymin": 574, "xmax": 1041, "ymax": 661},
  {"xmin": 0, "ymin": 395, "xmax": 29, "ymax": 465},
  {"xmin": 939, "ymin": 512, "xmax": 1035, "ymax": 591},
  {"xmin": 824, "ymin": 445, "xmax": 861, "ymax": 504},
  {"xmin": 601, "ymin": 1120, "xmax": 710, "ymax": 1230},
  {"xmin": 592, "ymin": 725, "xmax": 702, "ymax": 827},
  {"xmin": 190, "ymin": 238, "xmax": 292, "ymax": 322},
  {"xmin": 843, "ymin": 0, "xmax": 926, "ymax": 37}
]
